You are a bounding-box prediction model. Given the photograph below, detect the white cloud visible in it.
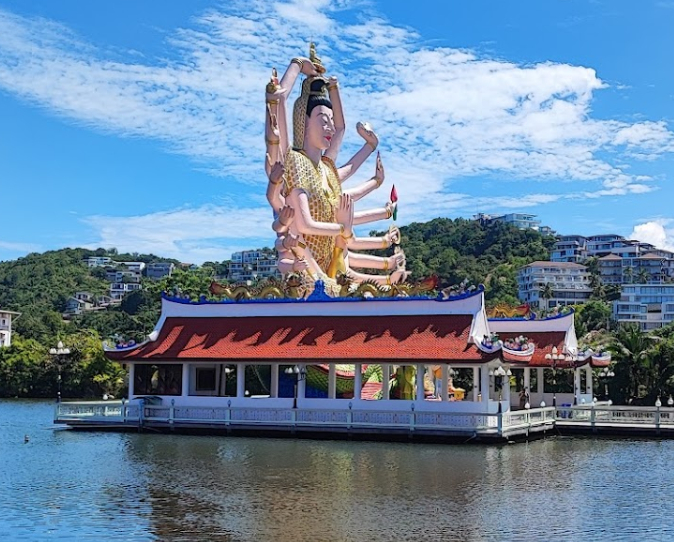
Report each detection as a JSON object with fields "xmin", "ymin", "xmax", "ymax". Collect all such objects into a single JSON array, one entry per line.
[
  {"xmin": 0, "ymin": 240, "xmax": 42, "ymax": 254},
  {"xmin": 82, "ymin": 205, "xmax": 274, "ymax": 261},
  {"xmin": 630, "ymin": 220, "xmax": 674, "ymax": 251},
  {"xmin": 0, "ymin": 2, "xmax": 673, "ymax": 261}
]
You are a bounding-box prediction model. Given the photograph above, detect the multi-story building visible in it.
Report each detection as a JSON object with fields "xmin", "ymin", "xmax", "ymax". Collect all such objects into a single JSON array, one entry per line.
[
  {"xmin": 614, "ymin": 284, "xmax": 674, "ymax": 331},
  {"xmin": 517, "ymin": 261, "xmax": 593, "ymax": 309},
  {"xmin": 0, "ymin": 309, "xmax": 20, "ymax": 348},
  {"xmin": 109, "ymin": 281, "xmax": 143, "ymax": 300},
  {"xmin": 585, "ymin": 234, "xmax": 626, "ymax": 257},
  {"xmin": 228, "ymin": 250, "xmax": 281, "ymax": 283},
  {"xmin": 474, "ymin": 213, "xmax": 554, "ymax": 235},
  {"xmin": 550, "ymin": 235, "xmax": 587, "ymax": 263},
  {"xmin": 84, "ymin": 256, "xmax": 113, "ymax": 268},
  {"xmin": 146, "ymin": 262, "xmax": 175, "ymax": 280}
]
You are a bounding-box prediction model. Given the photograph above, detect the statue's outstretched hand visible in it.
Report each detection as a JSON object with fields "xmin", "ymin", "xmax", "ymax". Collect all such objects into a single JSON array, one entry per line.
[
  {"xmin": 335, "ymin": 193, "xmax": 354, "ymax": 237},
  {"xmin": 268, "ymin": 158, "xmax": 285, "ymax": 184},
  {"xmin": 295, "ymin": 57, "xmax": 320, "ymax": 77},
  {"xmin": 374, "ymin": 152, "xmax": 384, "ymax": 186},
  {"xmin": 385, "ymin": 224, "xmax": 400, "ymax": 246},
  {"xmin": 292, "ymin": 259, "xmax": 310, "ymax": 273},
  {"xmin": 357, "ymin": 121, "xmax": 379, "ymax": 151},
  {"xmin": 277, "ymin": 205, "xmax": 294, "ymax": 228}
]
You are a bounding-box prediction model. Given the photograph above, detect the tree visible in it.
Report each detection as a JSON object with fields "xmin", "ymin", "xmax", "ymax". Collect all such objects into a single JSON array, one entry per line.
[
  {"xmin": 539, "ymin": 282, "xmax": 554, "ymax": 313},
  {"xmin": 574, "ymin": 300, "xmax": 612, "ymax": 338},
  {"xmin": 610, "ymin": 324, "xmax": 659, "ymax": 404},
  {"xmin": 623, "ymin": 266, "xmax": 634, "ymax": 284},
  {"xmin": 637, "ymin": 267, "xmax": 650, "ymax": 284}
]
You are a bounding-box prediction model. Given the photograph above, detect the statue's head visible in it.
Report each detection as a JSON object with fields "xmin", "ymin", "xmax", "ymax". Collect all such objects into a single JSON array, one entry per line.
[{"xmin": 293, "ymin": 77, "xmax": 334, "ymax": 150}]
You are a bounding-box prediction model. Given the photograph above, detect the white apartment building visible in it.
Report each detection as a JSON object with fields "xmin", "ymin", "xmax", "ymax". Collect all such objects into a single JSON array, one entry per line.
[
  {"xmin": 614, "ymin": 284, "xmax": 674, "ymax": 331},
  {"xmin": 0, "ymin": 309, "xmax": 21, "ymax": 348},
  {"xmin": 517, "ymin": 261, "xmax": 593, "ymax": 309},
  {"xmin": 473, "ymin": 213, "xmax": 554, "ymax": 234},
  {"xmin": 84, "ymin": 256, "xmax": 113, "ymax": 268},
  {"xmin": 146, "ymin": 262, "xmax": 175, "ymax": 280},
  {"xmin": 228, "ymin": 250, "xmax": 281, "ymax": 282},
  {"xmin": 550, "ymin": 235, "xmax": 587, "ymax": 263}
]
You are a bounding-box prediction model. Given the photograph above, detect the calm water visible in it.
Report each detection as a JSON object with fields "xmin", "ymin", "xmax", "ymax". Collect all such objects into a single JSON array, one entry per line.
[{"xmin": 2, "ymin": 400, "xmax": 674, "ymax": 542}]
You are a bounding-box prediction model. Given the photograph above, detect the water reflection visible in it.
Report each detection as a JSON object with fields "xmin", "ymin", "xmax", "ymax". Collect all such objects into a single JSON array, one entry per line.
[{"xmin": 2, "ymin": 400, "xmax": 674, "ymax": 541}]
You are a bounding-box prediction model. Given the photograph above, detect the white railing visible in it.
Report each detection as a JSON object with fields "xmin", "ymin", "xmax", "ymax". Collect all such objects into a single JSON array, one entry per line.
[
  {"xmin": 556, "ymin": 404, "xmax": 674, "ymax": 430},
  {"xmin": 55, "ymin": 400, "xmax": 125, "ymax": 421},
  {"xmin": 54, "ymin": 400, "xmax": 556, "ymax": 436}
]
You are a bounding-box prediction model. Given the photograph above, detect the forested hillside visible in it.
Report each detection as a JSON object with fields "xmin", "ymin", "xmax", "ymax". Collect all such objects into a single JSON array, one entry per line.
[
  {"xmin": 0, "ymin": 218, "xmax": 555, "ymax": 398},
  {"xmin": 398, "ymin": 217, "xmax": 555, "ymax": 305}
]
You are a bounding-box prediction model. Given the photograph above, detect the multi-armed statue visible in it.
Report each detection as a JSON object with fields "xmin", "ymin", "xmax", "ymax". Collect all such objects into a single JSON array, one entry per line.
[{"xmin": 264, "ymin": 44, "xmax": 408, "ymax": 295}]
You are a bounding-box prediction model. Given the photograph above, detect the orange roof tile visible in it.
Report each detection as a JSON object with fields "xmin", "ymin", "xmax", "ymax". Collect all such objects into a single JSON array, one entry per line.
[{"xmin": 106, "ymin": 315, "xmax": 489, "ymax": 363}]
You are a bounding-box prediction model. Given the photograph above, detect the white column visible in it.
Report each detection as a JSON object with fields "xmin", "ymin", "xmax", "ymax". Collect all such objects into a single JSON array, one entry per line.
[
  {"xmin": 481, "ymin": 367, "xmax": 490, "ymax": 408},
  {"xmin": 537, "ymin": 368, "xmax": 544, "ymax": 395},
  {"xmin": 298, "ymin": 364, "xmax": 306, "ymax": 401},
  {"xmin": 236, "ymin": 363, "xmax": 245, "ymax": 398},
  {"xmin": 382, "ymin": 364, "xmax": 391, "ymax": 400},
  {"xmin": 502, "ymin": 371, "xmax": 511, "ymax": 409},
  {"xmin": 181, "ymin": 363, "xmax": 190, "ymax": 397},
  {"xmin": 354, "ymin": 363, "xmax": 362, "ymax": 400},
  {"xmin": 585, "ymin": 366, "xmax": 593, "ymax": 395},
  {"xmin": 328, "ymin": 364, "xmax": 336, "ymax": 399},
  {"xmin": 270, "ymin": 364, "xmax": 279, "ymax": 398},
  {"xmin": 416, "ymin": 364, "xmax": 425, "ymax": 401},
  {"xmin": 473, "ymin": 367, "xmax": 479, "ymax": 402},
  {"xmin": 440, "ymin": 365, "xmax": 449, "ymax": 401},
  {"xmin": 524, "ymin": 367, "xmax": 531, "ymax": 394},
  {"xmin": 574, "ymin": 368, "xmax": 582, "ymax": 404},
  {"xmin": 128, "ymin": 364, "xmax": 136, "ymax": 397}
]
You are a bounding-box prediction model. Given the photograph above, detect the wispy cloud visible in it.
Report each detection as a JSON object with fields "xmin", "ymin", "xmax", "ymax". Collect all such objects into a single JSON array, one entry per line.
[
  {"xmin": 0, "ymin": 240, "xmax": 42, "ymax": 254},
  {"xmin": 0, "ymin": 1, "xmax": 673, "ymax": 261}
]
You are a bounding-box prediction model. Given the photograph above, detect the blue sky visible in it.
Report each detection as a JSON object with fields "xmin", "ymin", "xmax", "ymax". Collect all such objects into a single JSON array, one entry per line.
[{"xmin": 2, "ymin": 0, "xmax": 674, "ymax": 263}]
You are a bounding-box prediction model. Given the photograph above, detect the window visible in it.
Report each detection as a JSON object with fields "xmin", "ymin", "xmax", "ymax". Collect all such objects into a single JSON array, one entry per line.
[
  {"xmin": 134, "ymin": 364, "xmax": 182, "ymax": 396},
  {"xmin": 195, "ymin": 367, "xmax": 216, "ymax": 392}
]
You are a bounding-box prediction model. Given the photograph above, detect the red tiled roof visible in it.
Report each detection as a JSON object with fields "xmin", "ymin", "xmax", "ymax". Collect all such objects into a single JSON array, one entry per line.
[
  {"xmin": 495, "ymin": 331, "xmax": 567, "ymax": 367},
  {"xmin": 106, "ymin": 315, "xmax": 489, "ymax": 363}
]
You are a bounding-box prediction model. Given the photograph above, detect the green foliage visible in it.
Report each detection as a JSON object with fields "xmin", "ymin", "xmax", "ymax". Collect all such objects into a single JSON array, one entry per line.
[
  {"xmin": 385, "ymin": 218, "xmax": 554, "ymax": 304},
  {"xmin": 574, "ymin": 300, "xmax": 612, "ymax": 338}
]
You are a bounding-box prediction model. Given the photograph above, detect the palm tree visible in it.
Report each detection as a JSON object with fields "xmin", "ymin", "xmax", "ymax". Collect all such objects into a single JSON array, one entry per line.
[
  {"xmin": 610, "ymin": 324, "xmax": 659, "ymax": 403},
  {"xmin": 539, "ymin": 282, "xmax": 554, "ymax": 313},
  {"xmin": 623, "ymin": 266, "xmax": 634, "ymax": 284},
  {"xmin": 637, "ymin": 267, "xmax": 650, "ymax": 284}
]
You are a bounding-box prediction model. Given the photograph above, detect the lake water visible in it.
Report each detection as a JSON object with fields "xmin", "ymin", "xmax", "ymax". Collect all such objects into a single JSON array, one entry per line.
[{"xmin": 2, "ymin": 400, "xmax": 674, "ymax": 541}]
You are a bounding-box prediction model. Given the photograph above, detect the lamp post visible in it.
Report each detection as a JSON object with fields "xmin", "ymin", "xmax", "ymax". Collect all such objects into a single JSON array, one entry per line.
[
  {"xmin": 489, "ymin": 365, "xmax": 511, "ymax": 410},
  {"xmin": 545, "ymin": 346, "xmax": 562, "ymax": 407},
  {"xmin": 49, "ymin": 340, "xmax": 71, "ymax": 403},
  {"xmin": 544, "ymin": 346, "xmax": 577, "ymax": 406},
  {"xmin": 285, "ymin": 365, "xmax": 307, "ymax": 409},
  {"xmin": 597, "ymin": 367, "xmax": 615, "ymax": 401}
]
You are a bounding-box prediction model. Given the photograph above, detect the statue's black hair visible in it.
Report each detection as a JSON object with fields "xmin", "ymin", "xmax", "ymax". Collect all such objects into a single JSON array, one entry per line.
[{"xmin": 306, "ymin": 78, "xmax": 332, "ymax": 116}]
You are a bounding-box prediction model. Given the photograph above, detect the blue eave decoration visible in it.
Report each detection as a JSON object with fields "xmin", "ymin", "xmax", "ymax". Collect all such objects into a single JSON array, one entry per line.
[
  {"xmin": 487, "ymin": 307, "xmax": 574, "ymax": 322},
  {"xmin": 160, "ymin": 283, "xmax": 485, "ymax": 305}
]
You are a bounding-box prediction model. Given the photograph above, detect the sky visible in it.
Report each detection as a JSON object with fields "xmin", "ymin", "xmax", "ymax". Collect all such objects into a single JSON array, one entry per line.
[{"xmin": 2, "ymin": 0, "xmax": 674, "ymax": 264}]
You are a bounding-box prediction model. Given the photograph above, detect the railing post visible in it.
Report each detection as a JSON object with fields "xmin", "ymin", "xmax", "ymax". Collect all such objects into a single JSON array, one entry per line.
[
  {"xmin": 225, "ymin": 400, "xmax": 231, "ymax": 426},
  {"xmin": 169, "ymin": 399, "xmax": 175, "ymax": 425},
  {"xmin": 656, "ymin": 405, "xmax": 661, "ymax": 436},
  {"xmin": 121, "ymin": 398, "xmax": 126, "ymax": 423},
  {"xmin": 590, "ymin": 404, "xmax": 596, "ymax": 433},
  {"xmin": 497, "ymin": 410, "xmax": 503, "ymax": 435},
  {"xmin": 410, "ymin": 403, "xmax": 415, "ymax": 433},
  {"xmin": 347, "ymin": 402, "xmax": 352, "ymax": 429}
]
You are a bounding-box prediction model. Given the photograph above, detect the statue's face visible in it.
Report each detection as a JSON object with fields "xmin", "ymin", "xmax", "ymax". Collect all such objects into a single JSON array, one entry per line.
[{"xmin": 305, "ymin": 105, "xmax": 335, "ymax": 151}]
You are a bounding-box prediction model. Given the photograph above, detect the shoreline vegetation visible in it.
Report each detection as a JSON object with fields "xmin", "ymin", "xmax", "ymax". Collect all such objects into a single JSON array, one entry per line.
[{"xmin": 1, "ymin": 218, "xmax": 673, "ymax": 403}]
